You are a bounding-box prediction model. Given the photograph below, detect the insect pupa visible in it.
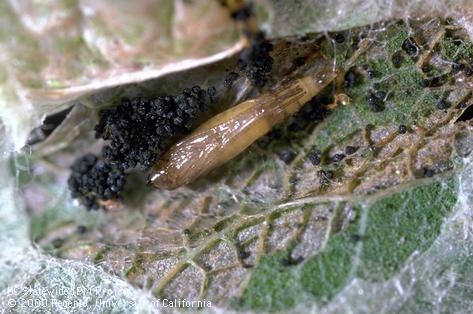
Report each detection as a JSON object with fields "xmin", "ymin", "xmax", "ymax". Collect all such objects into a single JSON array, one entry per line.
[{"xmin": 148, "ymin": 66, "xmax": 338, "ymax": 189}]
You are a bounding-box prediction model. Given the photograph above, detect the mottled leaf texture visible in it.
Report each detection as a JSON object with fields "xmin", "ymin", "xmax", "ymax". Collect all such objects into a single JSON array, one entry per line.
[{"xmin": 10, "ymin": 15, "xmax": 473, "ymax": 313}]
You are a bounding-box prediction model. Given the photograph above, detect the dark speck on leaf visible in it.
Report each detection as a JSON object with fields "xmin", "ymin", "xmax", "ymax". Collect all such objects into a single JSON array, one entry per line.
[
  {"xmin": 423, "ymin": 167, "xmax": 435, "ymax": 177},
  {"xmin": 367, "ymin": 70, "xmax": 377, "ymax": 79},
  {"xmin": 296, "ymin": 95, "xmax": 329, "ymax": 123},
  {"xmin": 402, "ymin": 37, "xmax": 419, "ymax": 57},
  {"xmin": 279, "ymin": 148, "xmax": 296, "ymax": 164},
  {"xmin": 451, "ymin": 62, "xmax": 464, "ymax": 73},
  {"xmin": 345, "ymin": 146, "xmax": 358, "ymax": 155},
  {"xmin": 377, "ymin": 90, "xmax": 387, "ymax": 99},
  {"xmin": 350, "ymin": 234, "xmax": 363, "ymax": 242},
  {"xmin": 77, "ymin": 225, "xmax": 87, "ymax": 234},
  {"xmin": 257, "ymin": 136, "xmax": 271, "ymax": 149},
  {"xmin": 288, "ymin": 119, "xmax": 306, "ymax": 132},
  {"xmin": 458, "ymin": 99, "xmax": 468, "ymax": 109},
  {"xmin": 293, "ymin": 56, "xmax": 306, "ymax": 67},
  {"xmin": 239, "ymin": 250, "xmax": 250, "ymax": 260},
  {"xmin": 420, "ymin": 74, "xmax": 448, "ymax": 88},
  {"xmin": 421, "ymin": 64, "xmax": 432, "ymax": 73},
  {"xmin": 398, "ymin": 125, "xmax": 408, "ymax": 134},
  {"xmin": 332, "ymin": 153, "xmax": 345, "ymax": 162},
  {"xmin": 391, "ymin": 51, "xmax": 404, "ymax": 68},
  {"xmin": 289, "ymin": 175, "xmax": 298, "ymax": 185},
  {"xmin": 224, "ymin": 72, "xmax": 239, "ymax": 88},
  {"xmin": 207, "ymin": 86, "xmax": 216, "ymax": 96},
  {"xmin": 308, "ymin": 149, "xmax": 321, "ymax": 165},
  {"xmin": 437, "ymin": 98, "xmax": 450, "ymax": 110},
  {"xmin": 445, "ymin": 17, "xmax": 455, "ymax": 25},
  {"xmin": 344, "ymin": 68, "xmax": 360, "ymax": 88},
  {"xmin": 334, "ymin": 33, "xmax": 345, "ymax": 43},
  {"xmin": 351, "ymin": 37, "xmax": 360, "ymax": 50},
  {"xmin": 279, "ymin": 258, "xmax": 290, "ymax": 267},
  {"xmin": 280, "ymin": 256, "xmax": 304, "ymax": 267},
  {"xmin": 318, "ymin": 170, "xmax": 334, "ymax": 182},
  {"xmin": 367, "ymin": 92, "xmax": 384, "ymax": 112}
]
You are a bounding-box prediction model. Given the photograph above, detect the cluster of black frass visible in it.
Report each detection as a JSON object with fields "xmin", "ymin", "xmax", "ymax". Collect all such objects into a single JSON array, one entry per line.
[{"xmin": 68, "ymin": 87, "xmax": 214, "ymax": 210}]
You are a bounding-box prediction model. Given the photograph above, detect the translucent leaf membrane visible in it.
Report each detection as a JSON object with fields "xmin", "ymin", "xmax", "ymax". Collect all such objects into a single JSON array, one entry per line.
[
  {"xmin": 0, "ymin": 0, "xmax": 241, "ymax": 149},
  {"xmin": 13, "ymin": 16, "xmax": 473, "ymax": 312},
  {"xmin": 261, "ymin": 0, "xmax": 473, "ymax": 37}
]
